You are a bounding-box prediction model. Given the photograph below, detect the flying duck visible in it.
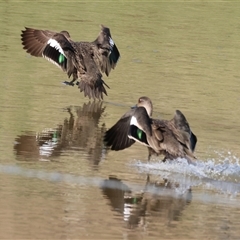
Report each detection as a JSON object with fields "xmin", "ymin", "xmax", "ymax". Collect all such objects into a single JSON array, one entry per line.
[{"xmin": 21, "ymin": 25, "xmax": 120, "ymax": 100}]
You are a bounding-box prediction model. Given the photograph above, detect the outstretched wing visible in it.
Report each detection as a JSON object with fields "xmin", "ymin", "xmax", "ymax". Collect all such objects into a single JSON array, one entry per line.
[
  {"xmin": 93, "ymin": 25, "xmax": 120, "ymax": 76},
  {"xmin": 104, "ymin": 110, "xmax": 135, "ymax": 151},
  {"xmin": 171, "ymin": 110, "xmax": 197, "ymax": 152},
  {"xmin": 21, "ymin": 26, "xmax": 119, "ymax": 101},
  {"xmin": 21, "ymin": 27, "xmax": 77, "ymax": 75},
  {"xmin": 128, "ymin": 107, "xmax": 153, "ymax": 146},
  {"xmin": 21, "ymin": 27, "xmax": 56, "ymax": 57}
]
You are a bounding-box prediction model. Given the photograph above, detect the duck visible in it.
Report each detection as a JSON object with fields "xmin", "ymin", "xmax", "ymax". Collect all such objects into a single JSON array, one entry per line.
[
  {"xmin": 104, "ymin": 96, "xmax": 197, "ymax": 164},
  {"xmin": 21, "ymin": 25, "xmax": 120, "ymax": 100}
]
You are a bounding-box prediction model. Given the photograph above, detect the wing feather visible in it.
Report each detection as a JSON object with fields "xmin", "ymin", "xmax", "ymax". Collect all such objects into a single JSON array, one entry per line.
[{"xmin": 104, "ymin": 110, "xmax": 135, "ymax": 150}]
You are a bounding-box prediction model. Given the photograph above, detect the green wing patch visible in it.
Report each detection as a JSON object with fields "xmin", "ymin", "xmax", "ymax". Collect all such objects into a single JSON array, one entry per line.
[{"xmin": 137, "ymin": 128, "xmax": 143, "ymax": 140}]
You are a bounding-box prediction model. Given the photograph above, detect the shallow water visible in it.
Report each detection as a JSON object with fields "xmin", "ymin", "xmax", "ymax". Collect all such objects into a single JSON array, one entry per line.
[{"xmin": 1, "ymin": 1, "xmax": 240, "ymax": 239}]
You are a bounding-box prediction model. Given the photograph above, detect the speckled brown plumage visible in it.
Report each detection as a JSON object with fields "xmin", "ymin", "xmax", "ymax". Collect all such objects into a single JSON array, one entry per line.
[
  {"xmin": 104, "ymin": 97, "xmax": 197, "ymax": 163},
  {"xmin": 21, "ymin": 25, "xmax": 120, "ymax": 100}
]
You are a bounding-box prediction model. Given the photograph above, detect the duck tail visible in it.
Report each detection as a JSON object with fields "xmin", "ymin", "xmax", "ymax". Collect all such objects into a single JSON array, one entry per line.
[{"xmin": 78, "ymin": 78, "xmax": 109, "ymax": 100}]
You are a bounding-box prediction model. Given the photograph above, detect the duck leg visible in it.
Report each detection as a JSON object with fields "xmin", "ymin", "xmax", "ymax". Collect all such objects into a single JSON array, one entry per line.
[
  {"xmin": 162, "ymin": 157, "xmax": 167, "ymax": 162},
  {"xmin": 162, "ymin": 152, "xmax": 175, "ymax": 162},
  {"xmin": 63, "ymin": 72, "xmax": 79, "ymax": 86},
  {"xmin": 63, "ymin": 79, "xmax": 76, "ymax": 86},
  {"xmin": 63, "ymin": 79, "xmax": 80, "ymax": 86},
  {"xmin": 147, "ymin": 147, "xmax": 154, "ymax": 162}
]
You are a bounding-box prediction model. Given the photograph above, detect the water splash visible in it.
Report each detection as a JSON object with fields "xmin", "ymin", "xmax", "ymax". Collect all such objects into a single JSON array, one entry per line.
[{"xmin": 132, "ymin": 151, "xmax": 240, "ymax": 195}]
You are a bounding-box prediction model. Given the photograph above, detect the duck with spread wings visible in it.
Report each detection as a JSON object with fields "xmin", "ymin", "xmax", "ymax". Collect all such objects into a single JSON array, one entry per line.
[
  {"xmin": 104, "ymin": 96, "xmax": 197, "ymax": 164},
  {"xmin": 21, "ymin": 25, "xmax": 120, "ymax": 100}
]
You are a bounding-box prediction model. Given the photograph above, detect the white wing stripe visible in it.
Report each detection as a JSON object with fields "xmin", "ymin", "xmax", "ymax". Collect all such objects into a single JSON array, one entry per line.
[
  {"xmin": 109, "ymin": 37, "xmax": 114, "ymax": 47},
  {"xmin": 47, "ymin": 38, "xmax": 65, "ymax": 56}
]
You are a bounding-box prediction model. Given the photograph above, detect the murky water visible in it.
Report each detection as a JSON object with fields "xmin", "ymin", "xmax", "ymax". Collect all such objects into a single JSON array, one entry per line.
[{"xmin": 1, "ymin": 1, "xmax": 240, "ymax": 239}]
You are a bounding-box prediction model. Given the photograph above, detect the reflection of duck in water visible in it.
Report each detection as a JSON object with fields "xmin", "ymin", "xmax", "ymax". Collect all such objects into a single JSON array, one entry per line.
[
  {"xmin": 101, "ymin": 176, "xmax": 191, "ymax": 229},
  {"xmin": 104, "ymin": 96, "xmax": 197, "ymax": 163},
  {"xmin": 14, "ymin": 101, "xmax": 106, "ymax": 165}
]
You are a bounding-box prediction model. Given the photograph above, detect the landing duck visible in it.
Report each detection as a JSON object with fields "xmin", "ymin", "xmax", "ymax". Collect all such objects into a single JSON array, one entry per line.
[
  {"xmin": 104, "ymin": 97, "xmax": 197, "ymax": 163},
  {"xmin": 21, "ymin": 25, "xmax": 120, "ymax": 100}
]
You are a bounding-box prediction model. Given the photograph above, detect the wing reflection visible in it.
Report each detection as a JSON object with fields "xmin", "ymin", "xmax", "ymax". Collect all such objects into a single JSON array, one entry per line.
[
  {"xmin": 14, "ymin": 101, "xmax": 106, "ymax": 165},
  {"xmin": 101, "ymin": 175, "xmax": 192, "ymax": 229}
]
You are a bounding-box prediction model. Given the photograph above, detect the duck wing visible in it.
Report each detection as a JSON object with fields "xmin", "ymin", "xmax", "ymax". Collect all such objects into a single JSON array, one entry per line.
[
  {"xmin": 127, "ymin": 107, "xmax": 152, "ymax": 146},
  {"xmin": 104, "ymin": 110, "xmax": 135, "ymax": 151},
  {"xmin": 171, "ymin": 110, "xmax": 197, "ymax": 152},
  {"xmin": 92, "ymin": 25, "xmax": 120, "ymax": 76},
  {"xmin": 21, "ymin": 27, "xmax": 57, "ymax": 57},
  {"xmin": 21, "ymin": 27, "xmax": 108, "ymax": 100},
  {"xmin": 21, "ymin": 27, "xmax": 79, "ymax": 76}
]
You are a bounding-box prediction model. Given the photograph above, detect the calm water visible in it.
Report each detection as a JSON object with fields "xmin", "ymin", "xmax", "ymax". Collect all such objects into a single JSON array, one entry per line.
[{"xmin": 1, "ymin": 1, "xmax": 240, "ymax": 239}]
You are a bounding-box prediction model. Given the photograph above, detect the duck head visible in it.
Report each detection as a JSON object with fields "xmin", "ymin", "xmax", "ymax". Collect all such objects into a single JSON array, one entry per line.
[{"xmin": 132, "ymin": 96, "xmax": 153, "ymax": 117}]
